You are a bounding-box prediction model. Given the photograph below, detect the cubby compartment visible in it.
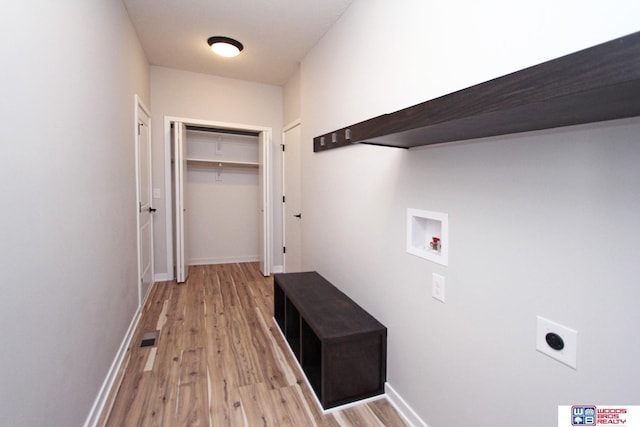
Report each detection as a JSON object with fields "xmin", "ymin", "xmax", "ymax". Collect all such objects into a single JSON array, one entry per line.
[
  {"xmin": 285, "ymin": 298, "xmax": 301, "ymax": 360},
  {"xmin": 301, "ymin": 319, "xmax": 322, "ymax": 395},
  {"xmin": 407, "ymin": 208, "xmax": 448, "ymax": 266},
  {"xmin": 274, "ymin": 284, "xmax": 285, "ymax": 331}
]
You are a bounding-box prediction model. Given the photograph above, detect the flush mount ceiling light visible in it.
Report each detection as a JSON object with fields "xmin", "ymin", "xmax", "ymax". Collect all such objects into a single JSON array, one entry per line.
[{"xmin": 207, "ymin": 36, "xmax": 244, "ymax": 58}]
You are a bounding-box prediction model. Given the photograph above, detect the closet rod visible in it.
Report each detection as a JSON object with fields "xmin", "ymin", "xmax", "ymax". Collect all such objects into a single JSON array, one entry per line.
[{"xmin": 185, "ymin": 125, "xmax": 259, "ymax": 137}]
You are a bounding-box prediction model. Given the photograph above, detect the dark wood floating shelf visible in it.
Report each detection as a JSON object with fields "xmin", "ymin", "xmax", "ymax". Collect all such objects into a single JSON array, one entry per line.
[{"xmin": 313, "ymin": 31, "xmax": 640, "ymax": 151}]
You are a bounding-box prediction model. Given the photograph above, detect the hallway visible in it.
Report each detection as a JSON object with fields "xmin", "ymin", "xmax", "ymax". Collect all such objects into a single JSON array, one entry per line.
[{"xmin": 101, "ymin": 263, "xmax": 407, "ymax": 426}]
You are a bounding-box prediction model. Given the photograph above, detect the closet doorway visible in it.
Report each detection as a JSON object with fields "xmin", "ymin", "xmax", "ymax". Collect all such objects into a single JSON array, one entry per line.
[{"xmin": 166, "ymin": 117, "xmax": 272, "ymax": 281}]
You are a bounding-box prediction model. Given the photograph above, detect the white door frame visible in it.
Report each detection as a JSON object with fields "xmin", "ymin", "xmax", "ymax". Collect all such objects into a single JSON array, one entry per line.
[
  {"xmin": 281, "ymin": 119, "xmax": 302, "ymax": 272},
  {"xmin": 134, "ymin": 95, "xmax": 154, "ymax": 307},
  {"xmin": 163, "ymin": 116, "xmax": 273, "ymax": 277},
  {"xmin": 172, "ymin": 122, "xmax": 189, "ymax": 283}
]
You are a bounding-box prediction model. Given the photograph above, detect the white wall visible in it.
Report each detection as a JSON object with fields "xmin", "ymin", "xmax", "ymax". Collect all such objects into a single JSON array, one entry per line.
[
  {"xmin": 299, "ymin": 1, "xmax": 640, "ymax": 426},
  {"xmin": 283, "ymin": 65, "xmax": 301, "ymax": 125},
  {"xmin": 150, "ymin": 67, "xmax": 283, "ymax": 276},
  {"xmin": 0, "ymin": 1, "xmax": 149, "ymax": 426}
]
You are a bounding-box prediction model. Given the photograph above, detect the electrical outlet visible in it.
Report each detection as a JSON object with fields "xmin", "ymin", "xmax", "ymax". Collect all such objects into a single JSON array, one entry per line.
[
  {"xmin": 536, "ymin": 316, "xmax": 578, "ymax": 369},
  {"xmin": 432, "ymin": 273, "xmax": 445, "ymax": 303}
]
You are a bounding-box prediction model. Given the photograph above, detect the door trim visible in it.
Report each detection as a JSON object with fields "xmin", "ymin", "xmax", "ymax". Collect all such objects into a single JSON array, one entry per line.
[
  {"xmin": 163, "ymin": 116, "xmax": 273, "ymax": 277},
  {"xmin": 173, "ymin": 122, "xmax": 188, "ymax": 283}
]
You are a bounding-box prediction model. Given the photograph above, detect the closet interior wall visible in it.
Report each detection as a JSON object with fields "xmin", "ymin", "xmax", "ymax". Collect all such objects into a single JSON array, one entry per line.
[{"xmin": 184, "ymin": 128, "xmax": 260, "ymax": 266}]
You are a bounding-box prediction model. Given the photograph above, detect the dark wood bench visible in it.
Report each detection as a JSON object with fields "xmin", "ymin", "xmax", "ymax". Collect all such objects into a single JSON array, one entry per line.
[{"xmin": 274, "ymin": 271, "xmax": 387, "ymax": 409}]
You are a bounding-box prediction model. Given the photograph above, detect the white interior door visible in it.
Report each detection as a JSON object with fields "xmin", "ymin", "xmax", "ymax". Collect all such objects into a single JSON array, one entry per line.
[
  {"xmin": 173, "ymin": 121, "xmax": 189, "ymax": 283},
  {"xmin": 136, "ymin": 100, "xmax": 154, "ymax": 303},
  {"xmin": 283, "ymin": 124, "xmax": 302, "ymax": 272},
  {"xmin": 258, "ymin": 131, "xmax": 270, "ymax": 276}
]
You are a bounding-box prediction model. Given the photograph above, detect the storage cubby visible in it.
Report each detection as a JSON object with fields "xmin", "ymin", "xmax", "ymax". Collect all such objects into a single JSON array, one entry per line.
[
  {"xmin": 274, "ymin": 272, "xmax": 387, "ymax": 410},
  {"xmin": 301, "ymin": 319, "xmax": 322, "ymax": 395},
  {"xmin": 285, "ymin": 298, "xmax": 301, "ymax": 360},
  {"xmin": 274, "ymin": 283, "xmax": 285, "ymax": 331},
  {"xmin": 407, "ymin": 208, "xmax": 448, "ymax": 266}
]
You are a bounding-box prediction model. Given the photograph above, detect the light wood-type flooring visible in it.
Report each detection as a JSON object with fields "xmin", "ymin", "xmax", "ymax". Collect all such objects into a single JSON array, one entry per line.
[{"xmin": 100, "ymin": 263, "xmax": 407, "ymax": 426}]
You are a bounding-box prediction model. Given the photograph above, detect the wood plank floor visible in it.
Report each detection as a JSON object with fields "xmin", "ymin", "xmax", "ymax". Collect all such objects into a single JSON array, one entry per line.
[{"xmin": 100, "ymin": 263, "xmax": 407, "ymax": 427}]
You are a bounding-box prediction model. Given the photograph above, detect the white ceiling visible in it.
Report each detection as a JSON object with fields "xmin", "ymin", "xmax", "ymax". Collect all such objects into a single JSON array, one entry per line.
[{"xmin": 123, "ymin": 0, "xmax": 354, "ymax": 86}]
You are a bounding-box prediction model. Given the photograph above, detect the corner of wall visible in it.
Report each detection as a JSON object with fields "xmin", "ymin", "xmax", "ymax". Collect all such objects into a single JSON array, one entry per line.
[
  {"xmin": 385, "ymin": 383, "xmax": 429, "ymax": 427},
  {"xmin": 283, "ymin": 65, "xmax": 301, "ymax": 126}
]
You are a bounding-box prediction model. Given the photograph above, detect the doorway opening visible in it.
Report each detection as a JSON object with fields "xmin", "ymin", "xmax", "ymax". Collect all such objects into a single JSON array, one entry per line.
[{"xmin": 164, "ymin": 117, "xmax": 272, "ymax": 281}]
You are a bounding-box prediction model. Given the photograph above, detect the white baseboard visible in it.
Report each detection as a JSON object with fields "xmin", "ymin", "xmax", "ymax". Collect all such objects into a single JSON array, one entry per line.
[
  {"xmin": 188, "ymin": 255, "xmax": 259, "ymax": 266},
  {"xmin": 153, "ymin": 272, "xmax": 172, "ymax": 282},
  {"xmin": 271, "ymin": 264, "xmax": 283, "ymax": 274},
  {"xmin": 385, "ymin": 382, "xmax": 429, "ymax": 427},
  {"xmin": 83, "ymin": 305, "xmax": 143, "ymax": 427},
  {"xmin": 155, "ymin": 260, "xmax": 270, "ymax": 282}
]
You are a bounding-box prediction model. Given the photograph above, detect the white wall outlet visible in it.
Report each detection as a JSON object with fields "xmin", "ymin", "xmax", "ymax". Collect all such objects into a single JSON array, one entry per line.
[
  {"xmin": 152, "ymin": 188, "xmax": 161, "ymax": 199},
  {"xmin": 432, "ymin": 273, "xmax": 445, "ymax": 303},
  {"xmin": 536, "ymin": 315, "xmax": 578, "ymax": 369}
]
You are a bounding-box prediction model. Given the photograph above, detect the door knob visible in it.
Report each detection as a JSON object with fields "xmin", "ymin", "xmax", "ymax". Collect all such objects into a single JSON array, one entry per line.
[
  {"xmin": 294, "ymin": 213, "xmax": 302, "ymax": 218},
  {"xmin": 149, "ymin": 207, "xmax": 157, "ymax": 213}
]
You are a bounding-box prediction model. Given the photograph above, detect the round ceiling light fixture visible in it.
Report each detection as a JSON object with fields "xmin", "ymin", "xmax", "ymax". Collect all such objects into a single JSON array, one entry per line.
[{"xmin": 207, "ymin": 36, "xmax": 244, "ymax": 58}]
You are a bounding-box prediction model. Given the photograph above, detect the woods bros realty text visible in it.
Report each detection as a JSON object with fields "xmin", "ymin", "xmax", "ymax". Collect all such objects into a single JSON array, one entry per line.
[{"xmin": 558, "ymin": 406, "xmax": 640, "ymax": 426}]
